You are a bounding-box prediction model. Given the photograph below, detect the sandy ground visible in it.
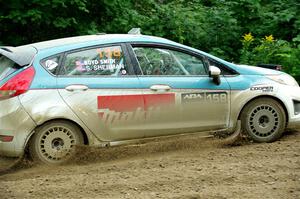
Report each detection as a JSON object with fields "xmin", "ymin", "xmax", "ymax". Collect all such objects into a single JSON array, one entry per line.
[{"xmin": 0, "ymin": 131, "xmax": 299, "ymax": 199}]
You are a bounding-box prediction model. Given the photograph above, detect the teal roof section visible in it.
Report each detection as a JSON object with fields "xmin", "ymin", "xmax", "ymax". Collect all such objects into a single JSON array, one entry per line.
[
  {"xmin": 24, "ymin": 33, "xmax": 284, "ymax": 76},
  {"xmin": 29, "ymin": 34, "xmax": 176, "ymax": 51}
]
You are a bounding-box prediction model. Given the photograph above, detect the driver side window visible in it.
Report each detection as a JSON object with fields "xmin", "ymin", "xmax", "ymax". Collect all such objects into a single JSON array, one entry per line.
[{"xmin": 133, "ymin": 47, "xmax": 207, "ymax": 76}]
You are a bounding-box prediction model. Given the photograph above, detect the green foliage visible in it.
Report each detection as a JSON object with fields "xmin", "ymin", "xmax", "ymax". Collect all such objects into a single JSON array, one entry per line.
[
  {"xmin": 0, "ymin": 0, "xmax": 299, "ymax": 77},
  {"xmin": 240, "ymin": 33, "xmax": 300, "ymax": 76},
  {"xmin": 0, "ymin": 0, "xmax": 90, "ymax": 44}
]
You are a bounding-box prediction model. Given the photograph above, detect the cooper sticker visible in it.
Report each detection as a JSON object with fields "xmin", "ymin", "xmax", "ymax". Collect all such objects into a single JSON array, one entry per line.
[
  {"xmin": 250, "ymin": 85, "xmax": 273, "ymax": 92},
  {"xmin": 181, "ymin": 92, "xmax": 228, "ymax": 103}
]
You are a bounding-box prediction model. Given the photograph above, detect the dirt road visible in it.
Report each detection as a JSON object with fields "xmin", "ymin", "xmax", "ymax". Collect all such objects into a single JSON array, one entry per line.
[{"xmin": 0, "ymin": 131, "xmax": 299, "ymax": 199}]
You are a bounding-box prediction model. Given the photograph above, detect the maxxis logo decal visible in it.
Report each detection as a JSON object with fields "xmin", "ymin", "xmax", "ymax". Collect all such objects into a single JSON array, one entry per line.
[{"xmin": 97, "ymin": 94, "xmax": 175, "ymax": 123}]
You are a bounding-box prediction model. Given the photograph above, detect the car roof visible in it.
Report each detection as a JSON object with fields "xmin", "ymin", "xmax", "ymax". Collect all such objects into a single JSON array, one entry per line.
[
  {"xmin": 27, "ymin": 34, "xmax": 176, "ymax": 51},
  {"xmin": 19, "ymin": 34, "xmax": 239, "ymax": 71}
]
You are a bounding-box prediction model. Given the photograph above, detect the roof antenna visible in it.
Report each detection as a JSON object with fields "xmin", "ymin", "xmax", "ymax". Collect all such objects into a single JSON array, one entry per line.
[{"xmin": 128, "ymin": 28, "xmax": 141, "ymax": 35}]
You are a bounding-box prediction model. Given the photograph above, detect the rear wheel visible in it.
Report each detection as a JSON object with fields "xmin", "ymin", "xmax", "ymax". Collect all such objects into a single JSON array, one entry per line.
[
  {"xmin": 29, "ymin": 121, "xmax": 83, "ymax": 164},
  {"xmin": 241, "ymin": 98, "xmax": 286, "ymax": 142}
]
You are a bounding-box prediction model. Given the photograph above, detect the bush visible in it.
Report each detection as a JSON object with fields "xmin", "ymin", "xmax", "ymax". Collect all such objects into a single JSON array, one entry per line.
[{"xmin": 240, "ymin": 33, "xmax": 300, "ymax": 77}]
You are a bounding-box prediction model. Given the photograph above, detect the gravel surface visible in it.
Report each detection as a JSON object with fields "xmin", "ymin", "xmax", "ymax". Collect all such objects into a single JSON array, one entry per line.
[{"xmin": 0, "ymin": 130, "xmax": 299, "ymax": 199}]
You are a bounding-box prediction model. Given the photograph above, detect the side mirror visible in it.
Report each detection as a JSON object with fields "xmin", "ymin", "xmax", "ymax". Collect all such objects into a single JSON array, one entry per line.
[{"xmin": 209, "ymin": 66, "xmax": 221, "ymax": 85}]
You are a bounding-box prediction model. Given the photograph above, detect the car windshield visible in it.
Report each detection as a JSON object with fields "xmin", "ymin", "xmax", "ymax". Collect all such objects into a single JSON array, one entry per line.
[{"xmin": 0, "ymin": 56, "xmax": 19, "ymax": 81}]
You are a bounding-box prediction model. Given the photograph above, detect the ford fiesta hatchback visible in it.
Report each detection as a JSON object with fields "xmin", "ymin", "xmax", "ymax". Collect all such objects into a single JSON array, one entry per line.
[{"xmin": 1, "ymin": 33, "xmax": 300, "ymax": 164}]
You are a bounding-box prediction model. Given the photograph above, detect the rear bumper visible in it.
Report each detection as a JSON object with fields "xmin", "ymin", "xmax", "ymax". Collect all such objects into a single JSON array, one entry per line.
[
  {"xmin": 0, "ymin": 142, "xmax": 22, "ymax": 157},
  {"xmin": 0, "ymin": 97, "xmax": 36, "ymax": 157}
]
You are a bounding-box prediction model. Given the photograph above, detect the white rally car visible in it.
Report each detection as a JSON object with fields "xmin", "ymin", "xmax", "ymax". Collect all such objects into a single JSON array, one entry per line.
[{"xmin": 0, "ymin": 33, "xmax": 300, "ymax": 164}]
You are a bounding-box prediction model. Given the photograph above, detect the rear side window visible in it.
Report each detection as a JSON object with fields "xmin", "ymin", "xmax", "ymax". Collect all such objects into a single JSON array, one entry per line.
[
  {"xmin": 0, "ymin": 56, "xmax": 19, "ymax": 81},
  {"xmin": 60, "ymin": 46, "xmax": 128, "ymax": 76},
  {"xmin": 41, "ymin": 55, "xmax": 61, "ymax": 75}
]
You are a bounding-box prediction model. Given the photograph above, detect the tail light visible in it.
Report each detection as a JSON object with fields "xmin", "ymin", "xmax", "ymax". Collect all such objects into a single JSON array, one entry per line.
[
  {"xmin": 0, "ymin": 66, "xmax": 35, "ymax": 100},
  {"xmin": 0, "ymin": 135, "xmax": 14, "ymax": 142}
]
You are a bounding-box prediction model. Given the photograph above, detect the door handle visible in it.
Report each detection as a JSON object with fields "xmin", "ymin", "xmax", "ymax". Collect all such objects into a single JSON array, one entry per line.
[
  {"xmin": 65, "ymin": 84, "xmax": 89, "ymax": 92},
  {"xmin": 150, "ymin": 84, "xmax": 171, "ymax": 92}
]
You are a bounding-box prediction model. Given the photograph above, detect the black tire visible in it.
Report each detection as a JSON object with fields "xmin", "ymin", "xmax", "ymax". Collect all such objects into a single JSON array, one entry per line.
[
  {"xmin": 241, "ymin": 98, "xmax": 286, "ymax": 143},
  {"xmin": 29, "ymin": 121, "xmax": 83, "ymax": 164}
]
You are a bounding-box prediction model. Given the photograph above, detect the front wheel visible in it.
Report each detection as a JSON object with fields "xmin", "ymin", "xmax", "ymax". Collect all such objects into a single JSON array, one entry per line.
[
  {"xmin": 29, "ymin": 121, "xmax": 83, "ymax": 164},
  {"xmin": 241, "ymin": 98, "xmax": 286, "ymax": 143}
]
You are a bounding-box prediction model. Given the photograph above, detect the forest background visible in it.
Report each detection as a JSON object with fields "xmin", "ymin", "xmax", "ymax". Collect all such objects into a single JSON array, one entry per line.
[{"xmin": 1, "ymin": 0, "xmax": 299, "ymax": 80}]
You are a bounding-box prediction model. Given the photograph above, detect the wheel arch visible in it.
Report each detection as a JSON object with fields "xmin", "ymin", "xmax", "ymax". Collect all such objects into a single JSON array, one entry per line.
[
  {"xmin": 25, "ymin": 118, "xmax": 89, "ymax": 150},
  {"xmin": 237, "ymin": 95, "xmax": 289, "ymax": 125}
]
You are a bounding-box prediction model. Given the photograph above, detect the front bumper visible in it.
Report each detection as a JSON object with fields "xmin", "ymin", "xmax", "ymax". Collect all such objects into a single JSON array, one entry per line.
[
  {"xmin": 0, "ymin": 97, "xmax": 36, "ymax": 157},
  {"xmin": 288, "ymin": 118, "xmax": 300, "ymax": 129},
  {"xmin": 287, "ymin": 106, "xmax": 300, "ymax": 129},
  {"xmin": 284, "ymin": 86, "xmax": 300, "ymax": 129}
]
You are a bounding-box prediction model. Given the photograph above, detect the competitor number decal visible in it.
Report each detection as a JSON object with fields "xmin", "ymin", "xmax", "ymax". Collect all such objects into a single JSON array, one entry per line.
[{"xmin": 181, "ymin": 92, "xmax": 228, "ymax": 103}]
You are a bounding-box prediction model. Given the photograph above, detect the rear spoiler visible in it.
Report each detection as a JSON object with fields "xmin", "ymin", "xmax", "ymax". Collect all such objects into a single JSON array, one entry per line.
[{"xmin": 0, "ymin": 45, "xmax": 37, "ymax": 67}]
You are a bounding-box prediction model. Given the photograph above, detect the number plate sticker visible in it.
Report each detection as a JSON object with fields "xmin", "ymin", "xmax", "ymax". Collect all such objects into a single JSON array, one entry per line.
[{"xmin": 181, "ymin": 92, "xmax": 228, "ymax": 103}]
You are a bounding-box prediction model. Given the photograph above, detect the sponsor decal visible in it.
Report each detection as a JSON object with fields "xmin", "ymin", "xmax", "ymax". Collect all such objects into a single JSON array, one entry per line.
[
  {"xmin": 250, "ymin": 85, "xmax": 273, "ymax": 92},
  {"xmin": 121, "ymin": 69, "xmax": 127, "ymax": 75},
  {"xmin": 181, "ymin": 92, "xmax": 228, "ymax": 103},
  {"xmin": 97, "ymin": 94, "xmax": 175, "ymax": 123},
  {"xmin": 45, "ymin": 60, "xmax": 58, "ymax": 70}
]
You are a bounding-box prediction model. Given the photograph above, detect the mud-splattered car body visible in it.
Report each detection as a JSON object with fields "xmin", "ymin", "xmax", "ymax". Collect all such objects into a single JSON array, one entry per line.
[{"xmin": 0, "ymin": 34, "xmax": 300, "ymax": 163}]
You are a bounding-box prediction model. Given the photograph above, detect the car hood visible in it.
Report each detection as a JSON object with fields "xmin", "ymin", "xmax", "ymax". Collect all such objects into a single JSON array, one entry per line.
[{"xmin": 231, "ymin": 64, "xmax": 283, "ymax": 75}]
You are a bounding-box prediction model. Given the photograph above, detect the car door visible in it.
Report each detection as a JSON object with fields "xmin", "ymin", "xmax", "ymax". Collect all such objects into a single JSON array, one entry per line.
[
  {"xmin": 57, "ymin": 44, "xmax": 146, "ymax": 141},
  {"xmin": 128, "ymin": 43, "xmax": 231, "ymax": 137}
]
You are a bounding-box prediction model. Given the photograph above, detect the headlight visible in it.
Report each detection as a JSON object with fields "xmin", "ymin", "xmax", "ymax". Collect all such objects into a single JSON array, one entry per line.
[{"xmin": 267, "ymin": 74, "xmax": 299, "ymax": 87}]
